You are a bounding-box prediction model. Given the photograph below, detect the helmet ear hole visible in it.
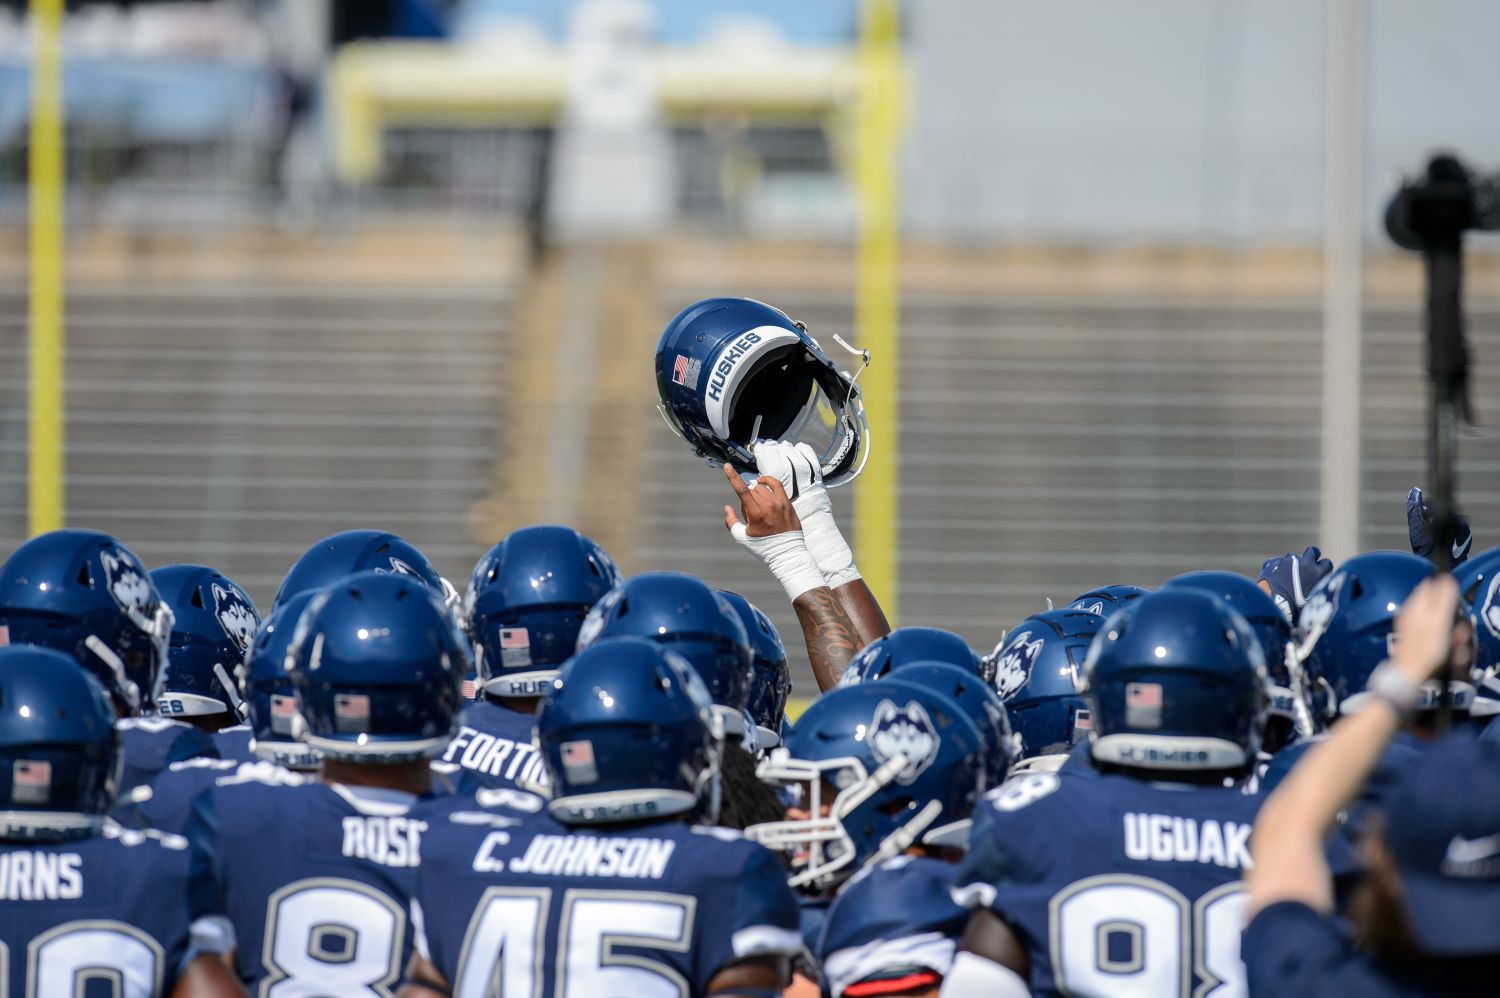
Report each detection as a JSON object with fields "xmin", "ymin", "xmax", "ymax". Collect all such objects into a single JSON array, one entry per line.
[
  {"xmin": 77, "ymin": 563, "xmax": 92, "ymax": 587},
  {"xmin": 190, "ymin": 588, "xmax": 205, "ymax": 610}
]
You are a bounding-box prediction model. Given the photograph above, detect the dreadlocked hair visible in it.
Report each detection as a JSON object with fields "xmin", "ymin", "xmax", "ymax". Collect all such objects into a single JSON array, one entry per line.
[{"xmin": 715, "ymin": 745, "xmax": 786, "ymax": 830}]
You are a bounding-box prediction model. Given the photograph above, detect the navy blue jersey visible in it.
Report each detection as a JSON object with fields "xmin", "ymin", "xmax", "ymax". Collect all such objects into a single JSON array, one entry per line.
[
  {"xmin": 1244, "ymin": 901, "xmax": 1458, "ymax": 997},
  {"xmin": 817, "ymin": 856, "xmax": 967, "ymax": 998},
  {"xmin": 0, "ymin": 821, "xmax": 228, "ymax": 996},
  {"xmin": 796, "ymin": 895, "xmax": 832, "ymax": 982},
  {"xmin": 212, "ymin": 724, "xmax": 255, "ymax": 763},
  {"xmin": 118, "ymin": 758, "xmax": 306, "ymax": 835},
  {"xmin": 414, "ymin": 806, "xmax": 802, "ymax": 996},
  {"xmin": 433, "ymin": 698, "xmax": 549, "ymax": 791},
  {"xmin": 953, "ymin": 768, "xmax": 1264, "ymax": 998},
  {"xmin": 196, "ymin": 773, "xmax": 447, "ymax": 994},
  {"xmin": 116, "ymin": 717, "xmax": 219, "ymax": 795}
]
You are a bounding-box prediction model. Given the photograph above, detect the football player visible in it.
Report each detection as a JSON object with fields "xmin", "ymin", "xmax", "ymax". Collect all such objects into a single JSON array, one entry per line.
[
  {"xmin": 837, "ymin": 626, "xmax": 986, "ymax": 687},
  {"xmin": 748, "ymin": 682, "xmax": 994, "ymax": 998},
  {"xmin": 987, "ymin": 608, "xmax": 1103, "ymax": 773},
  {"xmin": 0, "ymin": 529, "xmax": 216, "ymax": 794},
  {"xmin": 272, "ymin": 528, "xmax": 460, "ymax": 612},
  {"xmin": 946, "ymin": 589, "xmax": 1268, "ymax": 997},
  {"xmin": 150, "ymin": 565, "xmax": 261, "ymax": 748},
  {"xmin": 193, "ymin": 571, "xmax": 468, "ymax": 993},
  {"xmin": 399, "ymin": 637, "xmax": 803, "ymax": 997},
  {"xmin": 1064, "ymin": 584, "xmax": 1148, "ymax": 616},
  {"xmin": 718, "ymin": 589, "xmax": 794, "ymax": 748},
  {"xmin": 437, "ymin": 525, "xmax": 618, "ymax": 791},
  {"xmin": 880, "ymin": 661, "xmax": 1015, "ymax": 790},
  {"xmin": 0, "ymin": 645, "xmax": 242, "ymax": 996}
]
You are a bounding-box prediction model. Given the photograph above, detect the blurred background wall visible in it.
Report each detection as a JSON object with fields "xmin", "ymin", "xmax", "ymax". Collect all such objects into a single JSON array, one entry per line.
[{"xmin": 2, "ymin": 0, "xmax": 1498, "ymax": 690}]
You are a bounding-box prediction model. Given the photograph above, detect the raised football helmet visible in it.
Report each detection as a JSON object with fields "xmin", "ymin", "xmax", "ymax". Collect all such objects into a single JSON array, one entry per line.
[
  {"xmin": 274, "ymin": 529, "xmax": 459, "ymax": 612},
  {"xmin": 150, "ymin": 564, "xmax": 261, "ymax": 720},
  {"xmin": 537, "ymin": 637, "xmax": 719, "ymax": 825},
  {"xmin": 1066, "ymin": 584, "xmax": 1150, "ymax": 616},
  {"xmin": 1084, "ymin": 589, "xmax": 1268, "ymax": 773},
  {"xmin": 986, "ymin": 609, "xmax": 1101, "ymax": 769},
  {"xmin": 717, "ymin": 590, "xmax": 793, "ymax": 748},
  {"xmin": 0, "ymin": 646, "xmax": 120, "ymax": 839},
  {"xmin": 655, "ymin": 297, "xmax": 869, "ymax": 487},
  {"xmin": 577, "ymin": 572, "xmax": 753, "ymax": 738},
  {"xmin": 1163, "ymin": 570, "xmax": 1311, "ymax": 750},
  {"xmin": 0, "ymin": 529, "xmax": 173, "ymax": 712},
  {"xmin": 465, "ymin": 525, "xmax": 621, "ymax": 699},
  {"xmin": 242, "ymin": 591, "xmax": 321, "ymax": 770},
  {"xmin": 1295, "ymin": 551, "xmax": 1472, "ymax": 716},
  {"xmin": 748, "ymin": 681, "xmax": 987, "ymax": 891},
  {"xmin": 837, "ymin": 627, "xmax": 985, "ymax": 687},
  {"xmin": 284, "ymin": 571, "xmax": 468, "ymax": 762}
]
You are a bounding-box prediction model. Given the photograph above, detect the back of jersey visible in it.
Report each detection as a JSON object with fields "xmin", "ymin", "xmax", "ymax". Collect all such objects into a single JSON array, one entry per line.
[
  {"xmin": 416, "ymin": 808, "xmax": 801, "ymax": 997},
  {"xmin": 433, "ymin": 698, "xmax": 550, "ymax": 792},
  {"xmin": 116, "ymin": 716, "xmax": 218, "ymax": 794},
  {"xmin": 0, "ymin": 824, "xmax": 217, "ymax": 997},
  {"xmin": 199, "ymin": 774, "xmax": 432, "ymax": 995},
  {"xmin": 954, "ymin": 769, "xmax": 1263, "ymax": 998}
]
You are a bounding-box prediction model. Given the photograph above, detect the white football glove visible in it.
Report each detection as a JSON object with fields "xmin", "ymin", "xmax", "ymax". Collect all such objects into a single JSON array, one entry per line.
[{"xmin": 754, "ymin": 440, "xmax": 861, "ymax": 589}]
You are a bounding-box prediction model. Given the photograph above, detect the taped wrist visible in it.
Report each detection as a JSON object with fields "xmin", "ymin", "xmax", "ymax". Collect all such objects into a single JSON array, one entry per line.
[
  {"xmin": 793, "ymin": 489, "xmax": 861, "ymax": 589},
  {"xmin": 730, "ymin": 526, "xmax": 825, "ymax": 601}
]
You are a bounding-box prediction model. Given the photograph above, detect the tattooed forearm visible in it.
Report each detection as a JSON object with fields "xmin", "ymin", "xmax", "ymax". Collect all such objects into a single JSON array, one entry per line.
[
  {"xmin": 794, "ymin": 586, "xmax": 862, "ymax": 692},
  {"xmin": 833, "ymin": 578, "xmax": 891, "ymax": 648}
]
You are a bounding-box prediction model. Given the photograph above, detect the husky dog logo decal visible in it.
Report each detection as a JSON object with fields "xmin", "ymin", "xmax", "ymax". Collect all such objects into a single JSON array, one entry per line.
[
  {"xmin": 212, "ymin": 583, "xmax": 259, "ymax": 653},
  {"xmin": 100, "ymin": 548, "xmax": 155, "ymax": 629},
  {"xmin": 993, "ymin": 630, "xmax": 1045, "ymax": 700},
  {"xmin": 869, "ymin": 699, "xmax": 941, "ymax": 785}
]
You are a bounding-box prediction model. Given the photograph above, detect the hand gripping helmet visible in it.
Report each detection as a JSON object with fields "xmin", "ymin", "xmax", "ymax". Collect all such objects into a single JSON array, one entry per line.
[
  {"xmin": 655, "ymin": 297, "xmax": 869, "ymax": 487},
  {"xmin": 1066, "ymin": 585, "xmax": 1151, "ymax": 616},
  {"xmin": 1163, "ymin": 570, "xmax": 1311, "ymax": 751},
  {"xmin": 748, "ymin": 681, "xmax": 986, "ymax": 891},
  {"xmin": 274, "ymin": 529, "xmax": 459, "ymax": 613},
  {"xmin": 577, "ymin": 572, "xmax": 753, "ymax": 739},
  {"xmin": 836, "ymin": 627, "xmax": 985, "ymax": 688},
  {"xmin": 285, "ymin": 571, "xmax": 468, "ymax": 762},
  {"xmin": 0, "ymin": 529, "xmax": 173, "ymax": 712},
  {"xmin": 1083, "ymin": 589, "xmax": 1268, "ymax": 773},
  {"xmin": 1296, "ymin": 551, "xmax": 1472, "ymax": 717},
  {"xmin": 986, "ymin": 609, "xmax": 1101, "ymax": 768},
  {"xmin": 150, "ymin": 564, "xmax": 261, "ymax": 720},
  {"xmin": 880, "ymin": 660, "xmax": 1015, "ymax": 788},
  {"xmin": 464, "ymin": 526, "xmax": 621, "ymax": 699},
  {"xmin": 717, "ymin": 590, "xmax": 793, "ymax": 748},
  {"xmin": 242, "ymin": 591, "xmax": 322, "ymax": 770},
  {"xmin": 0, "ymin": 646, "xmax": 120, "ymax": 839},
  {"xmin": 537, "ymin": 637, "xmax": 719, "ymax": 826}
]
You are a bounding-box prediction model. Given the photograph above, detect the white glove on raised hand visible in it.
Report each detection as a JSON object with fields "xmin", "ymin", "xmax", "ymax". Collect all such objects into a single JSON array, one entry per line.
[
  {"xmin": 722, "ymin": 465, "xmax": 826, "ymax": 603},
  {"xmin": 754, "ymin": 440, "xmax": 861, "ymax": 589}
]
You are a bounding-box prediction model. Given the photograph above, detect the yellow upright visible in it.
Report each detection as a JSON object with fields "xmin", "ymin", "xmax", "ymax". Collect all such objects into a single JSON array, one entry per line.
[{"xmin": 29, "ymin": 0, "xmax": 65, "ymax": 535}]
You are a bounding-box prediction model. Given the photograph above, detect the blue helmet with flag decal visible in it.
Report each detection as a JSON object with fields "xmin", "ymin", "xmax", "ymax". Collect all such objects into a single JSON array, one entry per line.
[
  {"xmin": 1066, "ymin": 585, "xmax": 1150, "ymax": 616},
  {"xmin": 1164, "ymin": 570, "xmax": 1308, "ymax": 751},
  {"xmin": 1084, "ymin": 589, "xmax": 1268, "ymax": 773},
  {"xmin": 274, "ymin": 529, "xmax": 457, "ymax": 613},
  {"xmin": 150, "ymin": 564, "xmax": 261, "ymax": 720},
  {"xmin": 0, "ymin": 529, "xmax": 173, "ymax": 713},
  {"xmin": 716, "ymin": 590, "xmax": 793, "ymax": 747},
  {"xmin": 538, "ymin": 637, "xmax": 719, "ymax": 826},
  {"xmin": 242, "ymin": 591, "xmax": 321, "ymax": 770},
  {"xmin": 0, "ymin": 646, "xmax": 121, "ymax": 840},
  {"xmin": 748, "ymin": 681, "xmax": 987, "ymax": 891},
  {"xmin": 838, "ymin": 627, "xmax": 985, "ymax": 687},
  {"xmin": 576, "ymin": 573, "xmax": 753, "ymax": 738},
  {"xmin": 465, "ymin": 526, "xmax": 621, "ymax": 699},
  {"xmin": 987, "ymin": 609, "xmax": 1102, "ymax": 766},
  {"xmin": 285, "ymin": 571, "xmax": 468, "ymax": 762},
  {"xmin": 655, "ymin": 297, "xmax": 869, "ymax": 487}
]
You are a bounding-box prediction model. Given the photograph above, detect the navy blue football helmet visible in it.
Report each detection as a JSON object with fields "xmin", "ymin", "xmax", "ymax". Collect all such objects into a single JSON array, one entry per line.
[
  {"xmin": 537, "ymin": 637, "xmax": 719, "ymax": 826},
  {"xmin": 0, "ymin": 529, "xmax": 173, "ymax": 712},
  {"xmin": 464, "ymin": 525, "xmax": 621, "ymax": 699},
  {"xmin": 717, "ymin": 590, "xmax": 793, "ymax": 747},
  {"xmin": 285, "ymin": 571, "xmax": 468, "ymax": 762},
  {"xmin": 1164, "ymin": 570, "xmax": 1310, "ymax": 750},
  {"xmin": 881, "ymin": 660, "xmax": 1014, "ymax": 787},
  {"xmin": 1456, "ymin": 548, "xmax": 1500, "ymax": 719},
  {"xmin": 274, "ymin": 529, "xmax": 458, "ymax": 612},
  {"xmin": 1084, "ymin": 589, "xmax": 1268, "ymax": 772},
  {"xmin": 749, "ymin": 681, "xmax": 987, "ymax": 891},
  {"xmin": 837, "ymin": 627, "xmax": 985, "ymax": 687},
  {"xmin": 577, "ymin": 572, "xmax": 753, "ymax": 736},
  {"xmin": 1294, "ymin": 551, "xmax": 1469, "ymax": 717},
  {"xmin": 655, "ymin": 297, "xmax": 869, "ymax": 486},
  {"xmin": 987, "ymin": 609, "xmax": 1101, "ymax": 768},
  {"xmin": 150, "ymin": 564, "xmax": 261, "ymax": 720},
  {"xmin": 242, "ymin": 591, "xmax": 321, "ymax": 770},
  {"xmin": 0, "ymin": 646, "xmax": 120, "ymax": 839},
  {"xmin": 1066, "ymin": 585, "xmax": 1150, "ymax": 616}
]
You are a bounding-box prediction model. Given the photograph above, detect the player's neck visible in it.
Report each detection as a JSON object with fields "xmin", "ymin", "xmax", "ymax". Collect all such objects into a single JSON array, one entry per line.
[
  {"xmin": 184, "ymin": 714, "xmax": 233, "ymax": 734},
  {"xmin": 320, "ymin": 759, "xmax": 432, "ymax": 795},
  {"xmin": 487, "ymin": 694, "xmax": 539, "ymax": 716}
]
